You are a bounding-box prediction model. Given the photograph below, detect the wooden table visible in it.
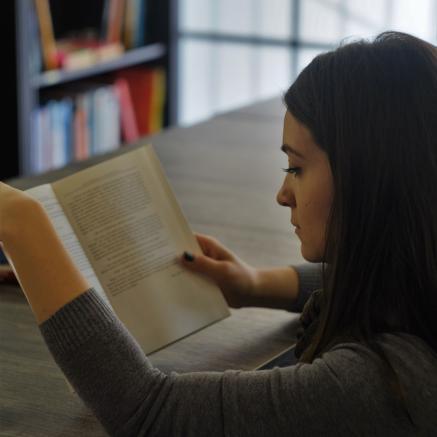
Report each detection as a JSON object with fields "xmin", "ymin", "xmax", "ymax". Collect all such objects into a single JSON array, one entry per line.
[{"xmin": 0, "ymin": 97, "xmax": 306, "ymax": 436}]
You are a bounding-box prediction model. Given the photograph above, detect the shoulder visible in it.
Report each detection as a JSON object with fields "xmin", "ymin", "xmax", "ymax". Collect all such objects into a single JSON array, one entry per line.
[
  {"xmin": 315, "ymin": 333, "xmax": 437, "ymax": 433},
  {"xmin": 324, "ymin": 332, "xmax": 437, "ymax": 377},
  {"xmin": 319, "ymin": 333, "xmax": 437, "ymax": 389}
]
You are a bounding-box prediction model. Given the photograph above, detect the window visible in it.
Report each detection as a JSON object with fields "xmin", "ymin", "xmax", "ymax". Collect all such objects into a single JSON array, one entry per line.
[{"xmin": 178, "ymin": 0, "xmax": 437, "ymax": 125}]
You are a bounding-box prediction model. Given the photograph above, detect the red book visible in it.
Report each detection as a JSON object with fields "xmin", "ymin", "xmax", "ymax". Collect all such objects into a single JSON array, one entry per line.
[
  {"xmin": 113, "ymin": 78, "xmax": 140, "ymax": 142},
  {"xmin": 115, "ymin": 68, "xmax": 154, "ymax": 136}
]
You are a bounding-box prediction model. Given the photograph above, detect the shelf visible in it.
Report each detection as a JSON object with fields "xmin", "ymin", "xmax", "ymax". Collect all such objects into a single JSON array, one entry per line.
[
  {"xmin": 32, "ymin": 43, "xmax": 166, "ymax": 89},
  {"xmin": 12, "ymin": 0, "xmax": 177, "ymax": 180}
]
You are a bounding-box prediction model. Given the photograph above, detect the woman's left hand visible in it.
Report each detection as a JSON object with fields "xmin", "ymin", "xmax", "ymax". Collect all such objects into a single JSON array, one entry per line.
[{"xmin": 0, "ymin": 182, "xmax": 39, "ymax": 243}]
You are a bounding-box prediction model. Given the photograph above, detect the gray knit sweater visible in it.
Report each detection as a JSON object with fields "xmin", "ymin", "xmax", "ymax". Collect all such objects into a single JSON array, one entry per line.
[{"xmin": 39, "ymin": 264, "xmax": 437, "ymax": 436}]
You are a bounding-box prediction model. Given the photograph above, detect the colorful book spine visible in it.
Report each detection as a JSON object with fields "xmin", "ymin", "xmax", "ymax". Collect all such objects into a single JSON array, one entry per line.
[
  {"xmin": 106, "ymin": 0, "xmax": 126, "ymax": 44},
  {"xmin": 33, "ymin": 0, "xmax": 58, "ymax": 70},
  {"xmin": 149, "ymin": 68, "xmax": 166, "ymax": 134},
  {"xmin": 114, "ymin": 78, "xmax": 140, "ymax": 142}
]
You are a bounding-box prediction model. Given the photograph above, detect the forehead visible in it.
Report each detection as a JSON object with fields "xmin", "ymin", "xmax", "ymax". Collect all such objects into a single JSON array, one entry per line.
[{"xmin": 282, "ymin": 111, "xmax": 320, "ymax": 157}]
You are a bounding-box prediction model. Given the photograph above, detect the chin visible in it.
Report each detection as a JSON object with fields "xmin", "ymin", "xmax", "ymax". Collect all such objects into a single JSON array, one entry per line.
[{"xmin": 300, "ymin": 245, "xmax": 324, "ymax": 263}]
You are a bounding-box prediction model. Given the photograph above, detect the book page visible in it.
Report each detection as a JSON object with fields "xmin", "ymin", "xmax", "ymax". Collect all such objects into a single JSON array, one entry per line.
[
  {"xmin": 26, "ymin": 184, "xmax": 112, "ymax": 309},
  {"xmin": 52, "ymin": 144, "xmax": 230, "ymax": 354}
]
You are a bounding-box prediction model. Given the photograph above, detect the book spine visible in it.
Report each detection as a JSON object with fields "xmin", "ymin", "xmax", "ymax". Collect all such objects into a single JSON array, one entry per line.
[
  {"xmin": 123, "ymin": 0, "xmax": 135, "ymax": 49},
  {"xmin": 29, "ymin": 0, "xmax": 43, "ymax": 74},
  {"xmin": 31, "ymin": 108, "xmax": 42, "ymax": 173},
  {"xmin": 33, "ymin": 0, "xmax": 58, "ymax": 70},
  {"xmin": 108, "ymin": 85, "xmax": 121, "ymax": 151},
  {"xmin": 134, "ymin": 0, "xmax": 146, "ymax": 47},
  {"xmin": 51, "ymin": 100, "xmax": 64, "ymax": 168},
  {"xmin": 62, "ymin": 97, "xmax": 75, "ymax": 164},
  {"xmin": 114, "ymin": 78, "xmax": 140, "ymax": 142},
  {"xmin": 74, "ymin": 95, "xmax": 90, "ymax": 161},
  {"xmin": 149, "ymin": 68, "xmax": 166, "ymax": 134},
  {"xmin": 106, "ymin": 0, "xmax": 126, "ymax": 44}
]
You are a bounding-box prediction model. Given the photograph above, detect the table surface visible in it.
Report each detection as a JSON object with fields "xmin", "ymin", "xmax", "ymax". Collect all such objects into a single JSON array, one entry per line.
[{"xmin": 0, "ymin": 97, "xmax": 306, "ymax": 436}]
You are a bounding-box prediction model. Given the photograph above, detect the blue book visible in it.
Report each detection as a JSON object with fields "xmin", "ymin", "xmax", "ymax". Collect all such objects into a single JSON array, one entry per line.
[{"xmin": 134, "ymin": 0, "xmax": 146, "ymax": 47}]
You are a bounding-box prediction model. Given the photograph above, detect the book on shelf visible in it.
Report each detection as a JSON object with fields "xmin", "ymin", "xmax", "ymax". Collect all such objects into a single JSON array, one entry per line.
[
  {"xmin": 33, "ymin": 0, "xmax": 134, "ymax": 73},
  {"xmin": 19, "ymin": 144, "xmax": 230, "ymax": 355},
  {"xmin": 34, "ymin": 0, "xmax": 58, "ymax": 70},
  {"xmin": 56, "ymin": 38, "xmax": 124, "ymax": 71},
  {"xmin": 104, "ymin": 0, "xmax": 126, "ymax": 44},
  {"xmin": 28, "ymin": 0, "xmax": 43, "ymax": 74},
  {"xmin": 123, "ymin": 0, "xmax": 147, "ymax": 49},
  {"xmin": 149, "ymin": 68, "xmax": 166, "ymax": 134},
  {"xmin": 116, "ymin": 67, "xmax": 166, "ymax": 136},
  {"xmin": 113, "ymin": 78, "xmax": 141, "ymax": 142},
  {"xmin": 32, "ymin": 80, "xmax": 129, "ymax": 173}
]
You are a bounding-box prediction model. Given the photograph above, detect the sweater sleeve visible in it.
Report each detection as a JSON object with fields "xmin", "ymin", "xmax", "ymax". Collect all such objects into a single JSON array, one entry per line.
[
  {"xmin": 39, "ymin": 288, "xmax": 409, "ymax": 437},
  {"xmin": 287, "ymin": 263, "xmax": 323, "ymax": 312}
]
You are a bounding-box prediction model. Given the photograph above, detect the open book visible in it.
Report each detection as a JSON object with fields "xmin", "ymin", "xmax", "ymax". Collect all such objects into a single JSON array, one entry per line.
[{"xmin": 25, "ymin": 144, "xmax": 230, "ymax": 354}]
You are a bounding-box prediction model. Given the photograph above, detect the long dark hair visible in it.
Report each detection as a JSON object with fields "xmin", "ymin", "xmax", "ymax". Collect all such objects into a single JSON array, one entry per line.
[{"xmin": 284, "ymin": 31, "xmax": 437, "ymax": 404}]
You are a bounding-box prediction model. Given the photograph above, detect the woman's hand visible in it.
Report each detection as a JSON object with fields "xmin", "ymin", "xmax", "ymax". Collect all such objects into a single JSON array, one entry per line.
[
  {"xmin": 180, "ymin": 233, "xmax": 260, "ymax": 308},
  {"xmin": 180, "ymin": 233, "xmax": 301, "ymax": 311},
  {"xmin": 0, "ymin": 182, "xmax": 90, "ymax": 323},
  {"xmin": 0, "ymin": 182, "xmax": 39, "ymax": 243}
]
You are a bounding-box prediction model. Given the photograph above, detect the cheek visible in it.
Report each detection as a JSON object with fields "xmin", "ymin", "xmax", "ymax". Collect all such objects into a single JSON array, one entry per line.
[
  {"xmin": 301, "ymin": 200, "xmax": 329, "ymax": 242},
  {"xmin": 299, "ymin": 203, "xmax": 329, "ymax": 262},
  {"xmin": 302, "ymin": 170, "xmax": 333, "ymax": 228},
  {"xmin": 298, "ymin": 188, "xmax": 333, "ymax": 261},
  {"xmin": 300, "ymin": 190, "xmax": 331, "ymax": 227}
]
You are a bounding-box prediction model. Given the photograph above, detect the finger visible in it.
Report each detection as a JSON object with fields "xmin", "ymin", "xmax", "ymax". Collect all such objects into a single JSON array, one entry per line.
[
  {"xmin": 179, "ymin": 252, "xmax": 226, "ymax": 282},
  {"xmin": 194, "ymin": 234, "xmax": 233, "ymax": 261},
  {"xmin": 194, "ymin": 233, "xmax": 215, "ymax": 257}
]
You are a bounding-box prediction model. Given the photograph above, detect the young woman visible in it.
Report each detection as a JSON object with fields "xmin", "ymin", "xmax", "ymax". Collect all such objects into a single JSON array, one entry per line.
[{"xmin": 1, "ymin": 31, "xmax": 436, "ymax": 436}]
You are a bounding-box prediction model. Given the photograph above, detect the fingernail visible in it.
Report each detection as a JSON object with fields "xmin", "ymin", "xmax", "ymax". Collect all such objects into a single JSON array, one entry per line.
[{"xmin": 183, "ymin": 251, "xmax": 195, "ymax": 262}]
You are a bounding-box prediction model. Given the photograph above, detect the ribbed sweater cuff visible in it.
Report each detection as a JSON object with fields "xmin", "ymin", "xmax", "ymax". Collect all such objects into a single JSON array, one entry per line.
[
  {"xmin": 39, "ymin": 288, "xmax": 118, "ymax": 356},
  {"xmin": 288, "ymin": 263, "xmax": 323, "ymax": 312}
]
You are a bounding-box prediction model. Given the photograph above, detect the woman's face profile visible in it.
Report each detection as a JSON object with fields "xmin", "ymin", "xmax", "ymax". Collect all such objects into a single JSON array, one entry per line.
[{"xmin": 277, "ymin": 111, "xmax": 334, "ymax": 262}]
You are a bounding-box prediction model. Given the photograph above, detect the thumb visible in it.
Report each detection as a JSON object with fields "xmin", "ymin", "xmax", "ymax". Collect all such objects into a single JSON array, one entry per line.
[{"xmin": 180, "ymin": 251, "xmax": 224, "ymax": 282}]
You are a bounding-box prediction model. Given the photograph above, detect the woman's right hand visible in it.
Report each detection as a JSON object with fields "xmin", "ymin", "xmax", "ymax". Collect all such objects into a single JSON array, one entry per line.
[{"xmin": 180, "ymin": 233, "xmax": 260, "ymax": 308}]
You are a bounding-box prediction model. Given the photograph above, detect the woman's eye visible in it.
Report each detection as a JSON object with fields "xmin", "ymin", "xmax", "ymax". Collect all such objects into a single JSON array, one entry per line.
[{"xmin": 282, "ymin": 167, "xmax": 301, "ymax": 176}]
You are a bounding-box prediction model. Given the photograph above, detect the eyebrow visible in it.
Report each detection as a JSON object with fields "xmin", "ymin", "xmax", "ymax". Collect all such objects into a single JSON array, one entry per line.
[{"xmin": 281, "ymin": 144, "xmax": 305, "ymax": 159}]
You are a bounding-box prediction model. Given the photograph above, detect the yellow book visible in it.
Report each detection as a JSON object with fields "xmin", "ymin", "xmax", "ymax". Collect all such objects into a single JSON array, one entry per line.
[
  {"xmin": 34, "ymin": 0, "xmax": 58, "ymax": 70},
  {"xmin": 150, "ymin": 69, "xmax": 166, "ymax": 133}
]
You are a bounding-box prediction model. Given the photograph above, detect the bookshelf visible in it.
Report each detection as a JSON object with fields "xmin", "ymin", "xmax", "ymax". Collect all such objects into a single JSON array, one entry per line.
[{"xmin": 11, "ymin": 0, "xmax": 178, "ymax": 179}]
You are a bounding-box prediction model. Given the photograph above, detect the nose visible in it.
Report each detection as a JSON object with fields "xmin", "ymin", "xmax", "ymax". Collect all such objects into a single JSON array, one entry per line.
[{"xmin": 276, "ymin": 176, "xmax": 296, "ymax": 208}]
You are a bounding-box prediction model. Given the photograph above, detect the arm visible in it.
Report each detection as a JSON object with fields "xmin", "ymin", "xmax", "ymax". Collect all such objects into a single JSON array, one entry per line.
[
  {"xmin": 180, "ymin": 233, "xmax": 323, "ymax": 313},
  {"xmin": 0, "ymin": 184, "xmax": 89, "ymax": 323},
  {"xmin": 248, "ymin": 267, "xmax": 300, "ymax": 310},
  {"xmin": 251, "ymin": 264, "xmax": 323, "ymax": 312},
  {"xmin": 40, "ymin": 288, "xmax": 389, "ymax": 436},
  {"xmin": 1, "ymin": 185, "xmax": 399, "ymax": 436}
]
